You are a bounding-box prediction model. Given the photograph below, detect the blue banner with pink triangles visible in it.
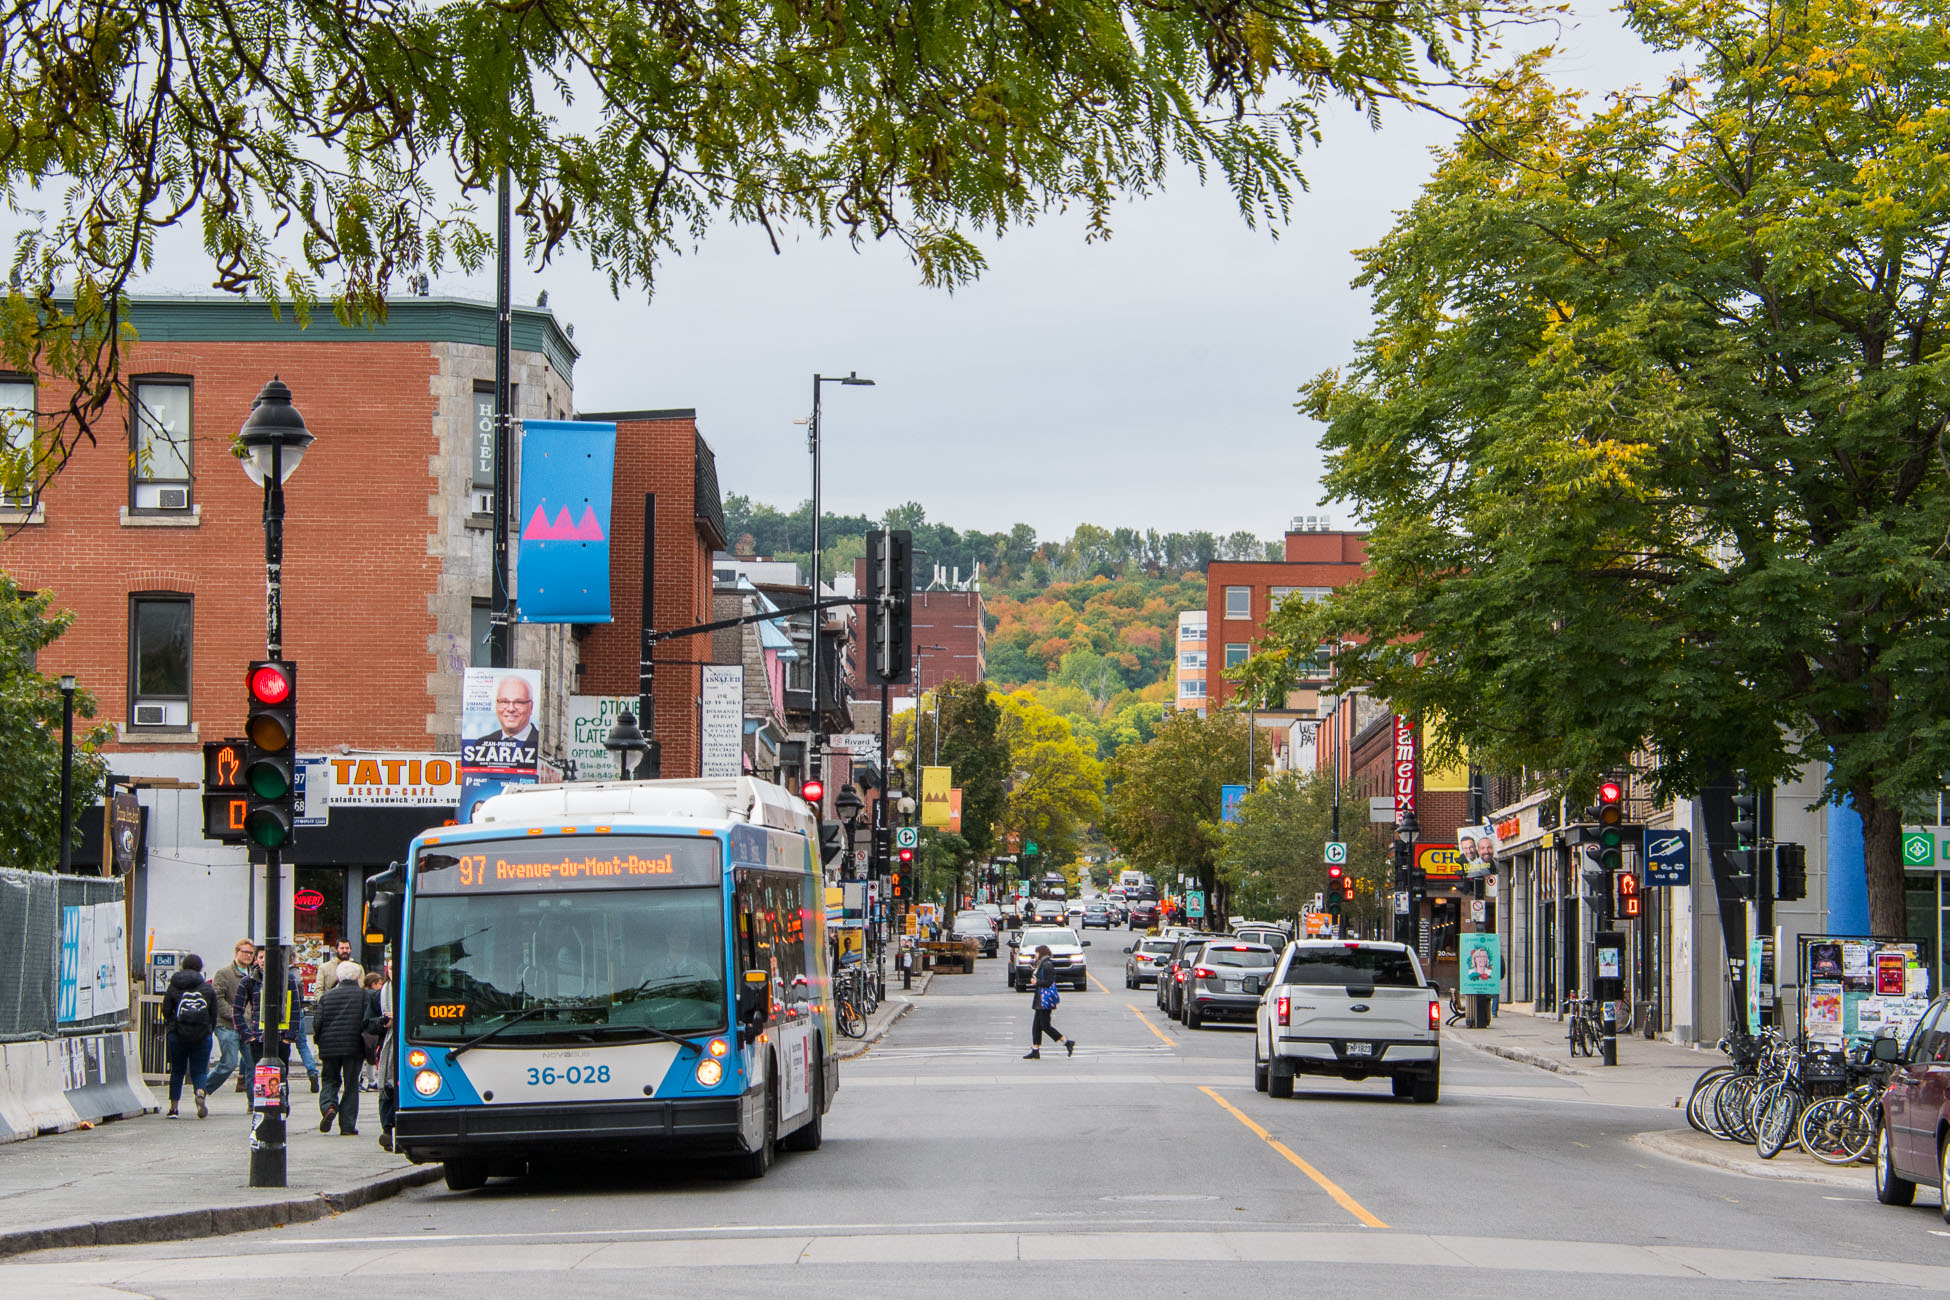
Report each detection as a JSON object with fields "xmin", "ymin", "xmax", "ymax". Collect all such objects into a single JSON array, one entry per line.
[{"xmin": 516, "ymin": 419, "xmax": 615, "ymax": 624}]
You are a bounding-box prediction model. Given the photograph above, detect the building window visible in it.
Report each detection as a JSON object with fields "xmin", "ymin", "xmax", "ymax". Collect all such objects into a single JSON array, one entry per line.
[
  {"xmin": 1179, "ymin": 623, "xmax": 1205, "ymax": 643},
  {"xmin": 1225, "ymin": 643, "xmax": 1250, "ymax": 668},
  {"xmin": 1180, "ymin": 678, "xmax": 1206, "ymax": 699},
  {"xmin": 471, "ymin": 600, "xmax": 494, "ymax": 666},
  {"xmin": 1272, "ymin": 586, "xmax": 1332, "ymax": 607},
  {"xmin": 1225, "ymin": 586, "xmax": 1251, "ymax": 619},
  {"xmin": 785, "ymin": 656, "xmax": 811, "ymax": 693},
  {"xmin": 1179, "ymin": 652, "xmax": 1207, "ymax": 670},
  {"xmin": 130, "ymin": 595, "xmax": 192, "ymax": 728},
  {"xmin": 0, "ymin": 377, "xmax": 33, "ymax": 506},
  {"xmin": 131, "ymin": 379, "xmax": 193, "ymax": 511}
]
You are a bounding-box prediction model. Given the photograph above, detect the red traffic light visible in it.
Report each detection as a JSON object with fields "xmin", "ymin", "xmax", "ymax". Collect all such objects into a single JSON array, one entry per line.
[
  {"xmin": 1327, "ymin": 863, "xmax": 1344, "ymax": 881},
  {"xmin": 800, "ymin": 779, "xmax": 824, "ymax": 804},
  {"xmin": 898, "ymin": 847, "xmax": 914, "ymax": 864},
  {"xmin": 249, "ymin": 663, "xmax": 293, "ymax": 704},
  {"xmin": 1598, "ymin": 779, "xmax": 1623, "ymax": 804}
]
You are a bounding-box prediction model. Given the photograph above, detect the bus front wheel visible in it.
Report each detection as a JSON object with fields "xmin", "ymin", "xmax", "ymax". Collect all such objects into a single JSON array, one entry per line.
[
  {"xmin": 443, "ymin": 1159, "xmax": 488, "ymax": 1192},
  {"xmin": 732, "ymin": 1078, "xmax": 777, "ymax": 1179}
]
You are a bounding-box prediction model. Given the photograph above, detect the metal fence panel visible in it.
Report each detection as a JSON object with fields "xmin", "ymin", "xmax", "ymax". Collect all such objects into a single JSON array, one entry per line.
[{"xmin": 0, "ymin": 869, "xmax": 127, "ymax": 1042}]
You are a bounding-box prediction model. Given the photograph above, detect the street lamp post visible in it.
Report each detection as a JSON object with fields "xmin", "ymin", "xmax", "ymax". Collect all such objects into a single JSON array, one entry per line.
[
  {"xmin": 604, "ymin": 710, "xmax": 649, "ymax": 779},
  {"xmin": 236, "ymin": 376, "xmax": 316, "ymax": 1190},
  {"xmin": 806, "ymin": 372, "xmax": 874, "ymax": 784},
  {"xmin": 57, "ymin": 675, "xmax": 75, "ymax": 873}
]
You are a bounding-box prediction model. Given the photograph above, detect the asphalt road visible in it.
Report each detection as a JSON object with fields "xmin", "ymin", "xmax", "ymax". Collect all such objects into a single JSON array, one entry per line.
[{"xmin": 10, "ymin": 959, "xmax": 1950, "ymax": 1297}]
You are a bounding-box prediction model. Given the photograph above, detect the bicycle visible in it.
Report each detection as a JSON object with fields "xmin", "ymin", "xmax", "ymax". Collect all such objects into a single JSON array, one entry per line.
[
  {"xmin": 1799, "ymin": 1042, "xmax": 1891, "ymax": 1165},
  {"xmin": 834, "ymin": 967, "xmax": 869, "ymax": 1039},
  {"xmin": 1753, "ymin": 1038, "xmax": 1805, "ymax": 1159},
  {"xmin": 1566, "ymin": 997, "xmax": 1602, "ymax": 1058}
]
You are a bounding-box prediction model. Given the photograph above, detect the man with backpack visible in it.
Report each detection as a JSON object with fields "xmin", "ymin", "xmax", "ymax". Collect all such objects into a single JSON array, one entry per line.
[{"xmin": 161, "ymin": 954, "xmax": 218, "ymax": 1118}]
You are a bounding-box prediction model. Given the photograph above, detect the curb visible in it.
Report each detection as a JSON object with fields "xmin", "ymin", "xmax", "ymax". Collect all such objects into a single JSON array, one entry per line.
[
  {"xmin": 1630, "ymin": 1129, "xmax": 1872, "ymax": 1190},
  {"xmin": 837, "ymin": 998, "xmax": 915, "ymax": 1061},
  {"xmin": 0, "ymin": 1165, "xmax": 442, "ymax": 1260},
  {"xmin": 1447, "ymin": 1033, "xmax": 1584, "ymax": 1077}
]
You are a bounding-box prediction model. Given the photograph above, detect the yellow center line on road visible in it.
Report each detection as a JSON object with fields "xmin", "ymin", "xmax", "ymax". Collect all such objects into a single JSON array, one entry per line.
[
  {"xmin": 1198, "ymin": 1085, "xmax": 1389, "ymax": 1230},
  {"xmin": 1125, "ymin": 1002, "xmax": 1176, "ymax": 1046},
  {"xmin": 1088, "ymin": 972, "xmax": 1115, "ymax": 996}
]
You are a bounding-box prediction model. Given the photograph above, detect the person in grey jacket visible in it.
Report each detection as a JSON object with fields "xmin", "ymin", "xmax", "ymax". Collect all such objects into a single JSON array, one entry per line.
[{"xmin": 312, "ymin": 961, "xmax": 368, "ymax": 1135}]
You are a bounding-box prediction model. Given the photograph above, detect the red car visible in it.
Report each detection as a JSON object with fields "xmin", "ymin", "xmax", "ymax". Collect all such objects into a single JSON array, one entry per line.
[
  {"xmin": 1127, "ymin": 900, "xmax": 1159, "ymax": 929},
  {"xmin": 1875, "ymin": 999, "xmax": 1950, "ymax": 1216}
]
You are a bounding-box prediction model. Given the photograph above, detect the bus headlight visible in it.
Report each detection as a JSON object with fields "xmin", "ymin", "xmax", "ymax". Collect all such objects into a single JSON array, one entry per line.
[
  {"xmin": 695, "ymin": 1058, "xmax": 724, "ymax": 1087},
  {"xmin": 414, "ymin": 1069, "xmax": 443, "ymax": 1097}
]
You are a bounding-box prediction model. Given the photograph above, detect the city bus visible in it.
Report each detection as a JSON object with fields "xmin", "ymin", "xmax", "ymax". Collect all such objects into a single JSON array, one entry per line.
[{"xmin": 366, "ymin": 777, "xmax": 839, "ymax": 1190}]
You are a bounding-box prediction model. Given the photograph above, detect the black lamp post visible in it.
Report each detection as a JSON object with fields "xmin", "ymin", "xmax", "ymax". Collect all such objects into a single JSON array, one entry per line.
[
  {"xmin": 237, "ymin": 375, "xmax": 315, "ymax": 1190},
  {"xmin": 58, "ymin": 675, "xmax": 75, "ymax": 873},
  {"xmin": 604, "ymin": 710, "xmax": 650, "ymax": 779},
  {"xmin": 805, "ymin": 371, "xmax": 873, "ymax": 785}
]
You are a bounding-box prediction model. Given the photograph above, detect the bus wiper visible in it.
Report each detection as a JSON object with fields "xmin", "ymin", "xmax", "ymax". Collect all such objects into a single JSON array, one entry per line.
[
  {"xmin": 444, "ymin": 1004, "xmax": 553, "ymax": 1063},
  {"xmin": 575, "ymin": 1024, "xmax": 702, "ymax": 1052}
]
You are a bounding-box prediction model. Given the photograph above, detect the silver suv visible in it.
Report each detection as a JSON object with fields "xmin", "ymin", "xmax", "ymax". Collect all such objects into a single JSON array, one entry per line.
[{"xmin": 1007, "ymin": 927, "xmax": 1090, "ymax": 992}]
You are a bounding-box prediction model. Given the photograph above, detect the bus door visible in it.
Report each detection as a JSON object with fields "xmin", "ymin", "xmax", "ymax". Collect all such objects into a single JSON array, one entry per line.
[{"xmin": 734, "ymin": 866, "xmax": 816, "ymax": 1122}]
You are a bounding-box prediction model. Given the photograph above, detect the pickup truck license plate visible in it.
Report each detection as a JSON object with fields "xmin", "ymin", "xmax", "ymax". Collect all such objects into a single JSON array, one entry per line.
[{"xmin": 1345, "ymin": 1041, "xmax": 1373, "ymax": 1057}]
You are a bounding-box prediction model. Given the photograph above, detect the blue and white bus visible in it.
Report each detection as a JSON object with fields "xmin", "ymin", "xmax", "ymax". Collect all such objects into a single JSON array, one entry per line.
[{"xmin": 371, "ymin": 777, "xmax": 838, "ymax": 1190}]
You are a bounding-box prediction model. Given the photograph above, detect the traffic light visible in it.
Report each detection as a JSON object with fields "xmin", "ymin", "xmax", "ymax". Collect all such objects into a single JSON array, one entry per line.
[
  {"xmin": 241, "ymin": 661, "xmax": 297, "ymax": 849},
  {"xmin": 201, "ymin": 739, "xmax": 249, "ymax": 844},
  {"xmin": 1775, "ymin": 842, "xmax": 1807, "ymax": 901},
  {"xmin": 1327, "ymin": 863, "xmax": 1344, "ymax": 887},
  {"xmin": 1342, "ymin": 877, "xmax": 1355, "ymax": 902},
  {"xmin": 1594, "ymin": 779, "xmax": 1625, "ymax": 874},
  {"xmin": 898, "ymin": 847, "xmax": 915, "ymax": 866},
  {"xmin": 1615, "ymin": 869, "xmax": 1642, "ymax": 918},
  {"xmin": 1728, "ymin": 784, "xmax": 1759, "ymax": 899},
  {"xmin": 800, "ymin": 777, "xmax": 825, "ymax": 805},
  {"xmin": 864, "ymin": 529, "xmax": 912, "ymax": 686}
]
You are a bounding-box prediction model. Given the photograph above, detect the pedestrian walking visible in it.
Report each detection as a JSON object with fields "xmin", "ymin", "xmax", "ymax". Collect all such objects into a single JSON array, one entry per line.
[
  {"xmin": 312, "ymin": 961, "xmax": 368, "ymax": 1136},
  {"xmin": 363, "ymin": 970, "xmax": 397, "ymax": 1149},
  {"xmin": 206, "ymin": 939, "xmax": 255, "ymax": 1093},
  {"xmin": 292, "ymin": 967, "xmax": 323, "ymax": 1095},
  {"xmin": 1023, "ymin": 944, "xmax": 1075, "ymax": 1060},
  {"xmin": 360, "ymin": 964, "xmax": 387, "ymax": 1091},
  {"xmin": 161, "ymin": 954, "xmax": 218, "ymax": 1118},
  {"xmin": 316, "ymin": 939, "xmax": 356, "ymax": 995},
  {"xmin": 234, "ymin": 951, "xmax": 302, "ymax": 1088}
]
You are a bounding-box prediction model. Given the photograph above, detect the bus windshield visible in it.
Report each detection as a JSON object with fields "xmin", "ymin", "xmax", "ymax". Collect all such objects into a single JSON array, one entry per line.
[{"xmin": 405, "ymin": 837, "xmax": 728, "ymax": 1042}]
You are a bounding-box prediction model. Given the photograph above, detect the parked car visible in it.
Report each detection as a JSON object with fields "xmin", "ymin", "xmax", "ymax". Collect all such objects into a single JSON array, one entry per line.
[
  {"xmin": 1182, "ymin": 941, "xmax": 1279, "ymax": 1029},
  {"xmin": 951, "ymin": 910, "xmax": 999, "ymax": 958},
  {"xmin": 1123, "ymin": 936, "xmax": 1175, "ymax": 988},
  {"xmin": 1233, "ymin": 924, "xmax": 1292, "ymax": 951},
  {"xmin": 1874, "ymin": 999, "xmax": 1950, "ymax": 1215},
  {"xmin": 1080, "ymin": 903, "xmax": 1112, "ymax": 930},
  {"xmin": 1127, "ymin": 900, "xmax": 1159, "ymax": 930},
  {"xmin": 1006, "ymin": 926, "xmax": 1091, "ymax": 992},
  {"xmin": 1255, "ymin": 940, "xmax": 1441, "ymax": 1102}
]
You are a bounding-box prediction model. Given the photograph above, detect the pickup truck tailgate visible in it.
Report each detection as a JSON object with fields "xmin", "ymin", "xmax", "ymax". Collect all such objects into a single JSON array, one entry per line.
[{"xmin": 1282, "ymin": 985, "xmax": 1432, "ymax": 1042}]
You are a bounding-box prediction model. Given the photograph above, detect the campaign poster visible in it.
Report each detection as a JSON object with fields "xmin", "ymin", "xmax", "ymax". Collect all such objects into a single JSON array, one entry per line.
[
  {"xmin": 1876, "ymin": 949, "xmax": 1907, "ymax": 997},
  {"xmin": 1456, "ymin": 823, "xmax": 1496, "ymax": 877},
  {"xmin": 460, "ymin": 667, "xmax": 542, "ymax": 821},
  {"xmin": 1459, "ymin": 933, "xmax": 1501, "ymax": 995}
]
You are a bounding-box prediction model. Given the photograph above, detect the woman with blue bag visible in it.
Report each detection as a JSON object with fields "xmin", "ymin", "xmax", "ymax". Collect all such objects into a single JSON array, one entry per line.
[{"xmin": 1024, "ymin": 945, "xmax": 1076, "ymax": 1060}]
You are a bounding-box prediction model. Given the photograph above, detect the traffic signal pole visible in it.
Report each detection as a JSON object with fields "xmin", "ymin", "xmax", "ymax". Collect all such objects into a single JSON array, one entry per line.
[{"xmin": 252, "ymin": 438, "xmax": 289, "ymax": 1188}]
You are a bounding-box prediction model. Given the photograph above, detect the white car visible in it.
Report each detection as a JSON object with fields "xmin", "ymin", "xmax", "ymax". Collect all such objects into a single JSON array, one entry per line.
[
  {"xmin": 1007, "ymin": 926, "xmax": 1091, "ymax": 992},
  {"xmin": 1255, "ymin": 940, "xmax": 1441, "ymax": 1103}
]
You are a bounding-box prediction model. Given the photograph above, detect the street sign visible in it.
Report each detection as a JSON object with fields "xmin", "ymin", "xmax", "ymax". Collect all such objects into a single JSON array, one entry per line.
[
  {"xmin": 1368, "ymin": 796, "xmax": 1395, "ymax": 824},
  {"xmin": 1324, "ymin": 841, "xmax": 1347, "ymax": 865},
  {"xmin": 1393, "ymin": 890, "xmax": 1410, "ymax": 915},
  {"xmin": 1220, "ymin": 784, "xmax": 1247, "ymax": 824},
  {"xmin": 1903, "ymin": 831, "xmax": 1936, "ymax": 868},
  {"xmin": 1312, "ymin": 892, "xmax": 1324, "ymax": 911},
  {"xmin": 1645, "ymin": 827, "xmax": 1692, "ymax": 887},
  {"xmin": 896, "ymin": 826, "xmax": 918, "ymax": 849}
]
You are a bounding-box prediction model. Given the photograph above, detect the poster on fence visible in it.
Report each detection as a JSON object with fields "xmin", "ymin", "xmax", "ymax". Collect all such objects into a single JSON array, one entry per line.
[{"xmin": 57, "ymin": 902, "xmax": 129, "ymax": 1023}]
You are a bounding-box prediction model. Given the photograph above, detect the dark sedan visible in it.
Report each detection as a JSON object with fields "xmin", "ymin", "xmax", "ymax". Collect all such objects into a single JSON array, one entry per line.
[
  {"xmin": 1080, "ymin": 903, "xmax": 1112, "ymax": 930},
  {"xmin": 1127, "ymin": 900, "xmax": 1159, "ymax": 930},
  {"xmin": 1875, "ymin": 998, "xmax": 1950, "ymax": 1216}
]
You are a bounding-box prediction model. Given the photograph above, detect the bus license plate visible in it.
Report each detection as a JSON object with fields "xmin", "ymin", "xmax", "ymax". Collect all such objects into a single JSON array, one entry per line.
[{"xmin": 1346, "ymin": 1041, "xmax": 1373, "ymax": 1057}]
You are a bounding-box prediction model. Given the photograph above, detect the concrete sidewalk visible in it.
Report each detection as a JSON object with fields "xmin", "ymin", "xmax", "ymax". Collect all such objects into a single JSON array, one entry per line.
[
  {"xmin": 0, "ymin": 1078, "xmax": 434, "ymax": 1259},
  {"xmin": 1446, "ymin": 1004, "xmax": 1874, "ymax": 1188},
  {"xmin": 836, "ymin": 969, "xmax": 931, "ymax": 1060}
]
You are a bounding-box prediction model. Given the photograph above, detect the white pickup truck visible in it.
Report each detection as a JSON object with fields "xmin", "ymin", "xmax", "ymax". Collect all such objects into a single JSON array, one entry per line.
[{"xmin": 1254, "ymin": 940, "xmax": 1442, "ymax": 1104}]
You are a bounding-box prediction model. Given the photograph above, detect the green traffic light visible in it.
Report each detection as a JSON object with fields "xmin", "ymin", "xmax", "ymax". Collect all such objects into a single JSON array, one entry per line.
[{"xmin": 245, "ymin": 807, "xmax": 291, "ymax": 848}]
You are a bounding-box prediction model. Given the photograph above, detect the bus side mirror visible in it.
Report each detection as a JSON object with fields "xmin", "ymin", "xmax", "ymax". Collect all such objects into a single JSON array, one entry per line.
[
  {"xmin": 363, "ymin": 861, "xmax": 404, "ymax": 949},
  {"xmin": 738, "ymin": 970, "xmax": 770, "ymax": 1039}
]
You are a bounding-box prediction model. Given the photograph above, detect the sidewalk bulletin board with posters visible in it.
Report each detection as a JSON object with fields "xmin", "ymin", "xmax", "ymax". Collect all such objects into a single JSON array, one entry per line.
[
  {"xmin": 1799, "ymin": 935, "xmax": 1929, "ymax": 1052},
  {"xmin": 459, "ymin": 667, "xmax": 543, "ymax": 821},
  {"xmin": 1459, "ymin": 932, "xmax": 1501, "ymax": 996}
]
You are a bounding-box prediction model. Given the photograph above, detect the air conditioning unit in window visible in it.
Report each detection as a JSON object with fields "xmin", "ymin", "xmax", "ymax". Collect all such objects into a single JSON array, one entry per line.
[
  {"xmin": 156, "ymin": 487, "xmax": 190, "ymax": 510},
  {"xmin": 133, "ymin": 704, "xmax": 168, "ymax": 727}
]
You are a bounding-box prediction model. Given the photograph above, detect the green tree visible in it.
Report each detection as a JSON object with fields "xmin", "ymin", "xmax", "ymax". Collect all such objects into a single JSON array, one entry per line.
[
  {"xmin": 1103, "ymin": 709, "xmax": 1265, "ymax": 918},
  {"xmin": 1277, "ymin": 1, "xmax": 1950, "ymax": 937},
  {"xmin": 0, "ymin": 576, "xmax": 110, "ymax": 870},
  {"xmin": 0, "ymin": 0, "xmax": 1500, "ymax": 501},
  {"xmin": 996, "ymin": 691, "xmax": 1105, "ymax": 871},
  {"xmin": 1221, "ymin": 771, "xmax": 1388, "ymax": 931}
]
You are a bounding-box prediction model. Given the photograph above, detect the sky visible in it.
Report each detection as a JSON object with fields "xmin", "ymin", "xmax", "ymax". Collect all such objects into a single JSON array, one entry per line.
[{"xmin": 124, "ymin": 4, "xmax": 1678, "ymax": 545}]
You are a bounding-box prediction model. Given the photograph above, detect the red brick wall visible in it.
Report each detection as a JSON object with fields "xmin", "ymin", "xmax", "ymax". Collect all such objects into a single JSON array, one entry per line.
[
  {"xmin": 847, "ymin": 557, "xmax": 985, "ymax": 698},
  {"xmin": 577, "ymin": 417, "xmax": 713, "ymax": 777},
  {"xmin": 2, "ymin": 341, "xmax": 440, "ymax": 752},
  {"xmin": 1205, "ymin": 531, "xmax": 1368, "ymax": 710}
]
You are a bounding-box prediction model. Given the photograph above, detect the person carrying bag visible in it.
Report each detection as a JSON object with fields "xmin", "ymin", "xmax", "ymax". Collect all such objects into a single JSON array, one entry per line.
[{"xmin": 1023, "ymin": 944, "xmax": 1075, "ymax": 1060}]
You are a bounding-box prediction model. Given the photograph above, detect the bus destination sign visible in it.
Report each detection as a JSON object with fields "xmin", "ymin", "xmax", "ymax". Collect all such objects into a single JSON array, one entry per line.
[{"xmin": 414, "ymin": 837, "xmax": 721, "ymax": 894}]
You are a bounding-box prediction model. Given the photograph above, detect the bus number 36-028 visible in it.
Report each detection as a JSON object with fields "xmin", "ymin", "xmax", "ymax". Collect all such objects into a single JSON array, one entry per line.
[{"xmin": 526, "ymin": 1065, "xmax": 613, "ymax": 1086}]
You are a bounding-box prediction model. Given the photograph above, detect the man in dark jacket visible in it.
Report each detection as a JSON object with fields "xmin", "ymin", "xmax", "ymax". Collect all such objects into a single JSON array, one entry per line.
[
  {"xmin": 312, "ymin": 961, "xmax": 369, "ymax": 1135},
  {"xmin": 161, "ymin": 954, "xmax": 218, "ymax": 1118}
]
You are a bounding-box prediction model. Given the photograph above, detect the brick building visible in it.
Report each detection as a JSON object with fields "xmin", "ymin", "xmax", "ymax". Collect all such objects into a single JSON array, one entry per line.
[
  {"xmin": 0, "ymin": 295, "xmax": 575, "ymax": 969},
  {"xmin": 1204, "ymin": 519, "xmax": 1368, "ymax": 712},
  {"xmin": 573, "ymin": 408, "xmax": 727, "ymax": 780}
]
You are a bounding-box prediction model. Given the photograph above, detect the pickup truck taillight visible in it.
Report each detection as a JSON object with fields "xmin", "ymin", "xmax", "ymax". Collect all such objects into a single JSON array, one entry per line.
[
  {"xmin": 1276, "ymin": 995, "xmax": 1290, "ymax": 1026},
  {"xmin": 1429, "ymin": 999, "xmax": 1440, "ymax": 1030}
]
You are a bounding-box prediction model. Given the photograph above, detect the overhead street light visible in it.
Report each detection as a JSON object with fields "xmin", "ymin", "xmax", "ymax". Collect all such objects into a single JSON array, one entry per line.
[{"xmin": 805, "ymin": 371, "xmax": 875, "ymax": 787}]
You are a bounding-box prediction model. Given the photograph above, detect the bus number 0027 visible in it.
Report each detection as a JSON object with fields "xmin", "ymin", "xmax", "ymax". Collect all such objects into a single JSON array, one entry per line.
[{"xmin": 526, "ymin": 1065, "xmax": 611, "ymax": 1086}]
